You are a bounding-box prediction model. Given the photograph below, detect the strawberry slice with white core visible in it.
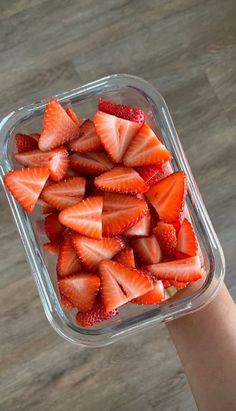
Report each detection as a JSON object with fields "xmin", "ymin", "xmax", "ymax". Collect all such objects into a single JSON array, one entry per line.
[
  {"xmin": 132, "ymin": 279, "xmax": 164, "ymax": 304},
  {"xmin": 4, "ymin": 167, "xmax": 49, "ymax": 212},
  {"xmin": 66, "ymin": 107, "xmax": 83, "ymax": 125},
  {"xmin": 39, "ymin": 99, "xmax": 80, "ymax": 151},
  {"xmin": 94, "ymin": 166, "xmax": 148, "ymax": 194},
  {"xmin": 72, "ymin": 234, "xmax": 125, "ymax": 272},
  {"xmin": 98, "ymin": 99, "xmax": 145, "ymax": 124},
  {"xmin": 102, "ymin": 192, "xmax": 148, "ymax": 236},
  {"xmin": 114, "ymin": 248, "xmax": 136, "ymax": 268},
  {"xmin": 69, "ymin": 119, "xmax": 102, "ymax": 153},
  {"xmin": 59, "ymin": 196, "xmax": 103, "ymax": 239},
  {"xmin": 124, "ymin": 209, "xmax": 152, "ymax": 237},
  {"xmin": 177, "ymin": 218, "xmax": 198, "ymax": 257},
  {"xmin": 123, "ymin": 123, "xmax": 172, "ymax": 167},
  {"xmin": 70, "ymin": 152, "xmax": 113, "ymax": 175},
  {"xmin": 99, "ymin": 259, "xmax": 153, "ymax": 312},
  {"xmin": 94, "ymin": 111, "xmax": 141, "ymax": 163},
  {"xmin": 57, "ymin": 234, "xmax": 82, "ymax": 277},
  {"xmin": 146, "ymin": 256, "xmax": 202, "ymax": 282},
  {"xmin": 145, "ymin": 171, "xmax": 187, "ymax": 223},
  {"xmin": 132, "ymin": 235, "xmax": 162, "ymax": 265},
  {"xmin": 41, "ymin": 176, "xmax": 86, "ymax": 210},
  {"xmin": 61, "ymin": 294, "xmax": 75, "ymax": 309}
]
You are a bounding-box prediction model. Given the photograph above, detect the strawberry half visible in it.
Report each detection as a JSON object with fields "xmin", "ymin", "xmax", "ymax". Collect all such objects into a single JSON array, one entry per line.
[
  {"xmin": 153, "ymin": 222, "xmax": 177, "ymax": 259},
  {"xmin": 72, "ymin": 234, "xmax": 125, "ymax": 272},
  {"xmin": 94, "ymin": 111, "xmax": 141, "ymax": 163},
  {"xmin": 39, "ymin": 99, "xmax": 80, "ymax": 151},
  {"xmin": 57, "ymin": 234, "xmax": 82, "ymax": 277},
  {"xmin": 145, "ymin": 171, "xmax": 187, "ymax": 223},
  {"xmin": 43, "ymin": 241, "xmax": 60, "ymax": 255},
  {"xmin": 135, "ymin": 164, "xmax": 162, "ymax": 182},
  {"xmin": 14, "ymin": 146, "xmax": 69, "ymax": 182},
  {"xmin": 69, "ymin": 119, "xmax": 102, "ymax": 153},
  {"xmin": 59, "ymin": 196, "xmax": 103, "ymax": 239},
  {"xmin": 146, "ymin": 256, "xmax": 202, "ymax": 282},
  {"xmin": 132, "ymin": 279, "xmax": 164, "ymax": 304},
  {"xmin": 44, "ymin": 212, "xmax": 66, "ymax": 242},
  {"xmin": 66, "ymin": 106, "xmax": 83, "ymax": 125},
  {"xmin": 94, "ymin": 166, "xmax": 148, "ymax": 194},
  {"xmin": 98, "ymin": 99, "xmax": 145, "ymax": 124},
  {"xmin": 99, "ymin": 259, "xmax": 153, "ymax": 312},
  {"xmin": 123, "ymin": 123, "xmax": 171, "ymax": 167},
  {"xmin": 15, "ymin": 133, "xmax": 38, "ymax": 153},
  {"xmin": 70, "ymin": 152, "xmax": 113, "ymax": 175},
  {"xmin": 102, "ymin": 193, "xmax": 148, "ymax": 236},
  {"xmin": 59, "ymin": 273, "xmax": 100, "ymax": 312},
  {"xmin": 41, "ymin": 176, "xmax": 86, "ymax": 210},
  {"xmin": 4, "ymin": 167, "xmax": 49, "ymax": 212},
  {"xmin": 176, "ymin": 218, "xmax": 198, "ymax": 257},
  {"xmin": 114, "ymin": 248, "xmax": 136, "ymax": 268},
  {"xmin": 132, "ymin": 235, "xmax": 162, "ymax": 265},
  {"xmin": 76, "ymin": 298, "xmax": 118, "ymax": 327},
  {"xmin": 124, "ymin": 209, "xmax": 152, "ymax": 237},
  {"xmin": 61, "ymin": 294, "xmax": 75, "ymax": 309}
]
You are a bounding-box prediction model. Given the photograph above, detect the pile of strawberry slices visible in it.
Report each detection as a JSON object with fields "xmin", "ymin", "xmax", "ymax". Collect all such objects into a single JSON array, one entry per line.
[{"xmin": 4, "ymin": 98, "xmax": 203, "ymax": 327}]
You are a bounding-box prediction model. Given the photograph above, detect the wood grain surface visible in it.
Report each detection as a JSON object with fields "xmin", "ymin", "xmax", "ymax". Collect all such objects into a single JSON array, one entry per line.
[{"xmin": 0, "ymin": 1, "xmax": 236, "ymax": 410}]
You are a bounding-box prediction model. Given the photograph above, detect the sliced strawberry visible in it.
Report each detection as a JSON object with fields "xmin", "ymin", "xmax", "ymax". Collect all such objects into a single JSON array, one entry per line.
[
  {"xmin": 69, "ymin": 119, "xmax": 102, "ymax": 153},
  {"xmin": 42, "ymin": 204, "xmax": 56, "ymax": 214},
  {"xmin": 60, "ymin": 294, "xmax": 75, "ymax": 309},
  {"xmin": 66, "ymin": 106, "xmax": 83, "ymax": 125},
  {"xmin": 39, "ymin": 99, "xmax": 80, "ymax": 151},
  {"xmin": 76, "ymin": 297, "xmax": 118, "ymax": 327},
  {"xmin": 132, "ymin": 235, "xmax": 162, "ymax": 265},
  {"xmin": 72, "ymin": 234, "xmax": 125, "ymax": 272},
  {"xmin": 135, "ymin": 165, "xmax": 162, "ymax": 182},
  {"xmin": 41, "ymin": 176, "xmax": 86, "ymax": 210},
  {"xmin": 113, "ymin": 248, "xmax": 136, "ymax": 268},
  {"xmin": 170, "ymin": 280, "xmax": 189, "ymax": 289},
  {"xmin": 94, "ymin": 166, "xmax": 148, "ymax": 194},
  {"xmin": 146, "ymin": 256, "xmax": 202, "ymax": 282},
  {"xmin": 57, "ymin": 234, "xmax": 81, "ymax": 277},
  {"xmin": 124, "ymin": 209, "xmax": 152, "ymax": 237},
  {"xmin": 30, "ymin": 133, "xmax": 40, "ymax": 141},
  {"xmin": 153, "ymin": 222, "xmax": 177, "ymax": 259},
  {"xmin": 177, "ymin": 218, "xmax": 198, "ymax": 257},
  {"xmin": 44, "ymin": 212, "xmax": 66, "ymax": 242},
  {"xmin": 14, "ymin": 147, "xmax": 69, "ymax": 182},
  {"xmin": 147, "ymin": 175, "xmax": 159, "ymax": 186},
  {"xmin": 102, "ymin": 193, "xmax": 148, "ymax": 236},
  {"xmin": 172, "ymin": 216, "xmax": 182, "ymax": 233},
  {"xmin": 94, "ymin": 111, "xmax": 141, "ymax": 163},
  {"xmin": 162, "ymin": 279, "xmax": 171, "ymax": 288},
  {"xmin": 15, "ymin": 133, "xmax": 38, "ymax": 153},
  {"xmin": 98, "ymin": 99, "xmax": 145, "ymax": 124},
  {"xmin": 43, "ymin": 241, "xmax": 60, "ymax": 255},
  {"xmin": 145, "ymin": 171, "xmax": 187, "ymax": 223},
  {"xmin": 70, "ymin": 152, "xmax": 113, "ymax": 175},
  {"xmin": 132, "ymin": 278, "xmax": 164, "ymax": 304},
  {"xmin": 59, "ymin": 196, "xmax": 103, "ymax": 239},
  {"xmin": 64, "ymin": 167, "xmax": 79, "ymax": 178},
  {"xmin": 99, "ymin": 259, "xmax": 153, "ymax": 312},
  {"xmin": 59, "ymin": 273, "xmax": 100, "ymax": 312},
  {"xmin": 4, "ymin": 167, "xmax": 49, "ymax": 212},
  {"xmin": 123, "ymin": 123, "xmax": 172, "ymax": 167}
]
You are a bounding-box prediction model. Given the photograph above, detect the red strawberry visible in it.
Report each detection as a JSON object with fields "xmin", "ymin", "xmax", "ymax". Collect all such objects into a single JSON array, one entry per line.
[
  {"xmin": 41, "ymin": 176, "xmax": 86, "ymax": 210},
  {"xmin": 98, "ymin": 99, "xmax": 145, "ymax": 124},
  {"xmin": 124, "ymin": 209, "xmax": 152, "ymax": 237},
  {"xmin": 70, "ymin": 152, "xmax": 113, "ymax": 175},
  {"xmin": 64, "ymin": 167, "xmax": 79, "ymax": 178},
  {"xmin": 30, "ymin": 133, "xmax": 40, "ymax": 141},
  {"xmin": 162, "ymin": 279, "xmax": 171, "ymax": 288},
  {"xmin": 66, "ymin": 106, "xmax": 83, "ymax": 125},
  {"xmin": 123, "ymin": 123, "xmax": 171, "ymax": 167},
  {"xmin": 94, "ymin": 111, "xmax": 141, "ymax": 163},
  {"xmin": 94, "ymin": 166, "xmax": 148, "ymax": 194},
  {"xmin": 147, "ymin": 175, "xmax": 159, "ymax": 186},
  {"xmin": 60, "ymin": 294, "xmax": 75, "ymax": 309},
  {"xmin": 76, "ymin": 298, "xmax": 118, "ymax": 327},
  {"xmin": 44, "ymin": 212, "xmax": 66, "ymax": 242},
  {"xmin": 176, "ymin": 218, "xmax": 198, "ymax": 257},
  {"xmin": 132, "ymin": 235, "xmax": 162, "ymax": 265},
  {"xmin": 145, "ymin": 171, "xmax": 187, "ymax": 223},
  {"xmin": 43, "ymin": 241, "xmax": 60, "ymax": 255},
  {"xmin": 113, "ymin": 248, "xmax": 136, "ymax": 268},
  {"xmin": 153, "ymin": 222, "xmax": 177, "ymax": 259},
  {"xmin": 69, "ymin": 119, "xmax": 102, "ymax": 153},
  {"xmin": 72, "ymin": 234, "xmax": 125, "ymax": 272},
  {"xmin": 14, "ymin": 147, "xmax": 69, "ymax": 182},
  {"xmin": 59, "ymin": 273, "xmax": 100, "ymax": 312},
  {"xmin": 102, "ymin": 193, "xmax": 148, "ymax": 236},
  {"xmin": 42, "ymin": 205, "xmax": 56, "ymax": 214},
  {"xmin": 59, "ymin": 196, "xmax": 103, "ymax": 239},
  {"xmin": 15, "ymin": 133, "xmax": 38, "ymax": 153},
  {"xmin": 170, "ymin": 280, "xmax": 189, "ymax": 289},
  {"xmin": 39, "ymin": 99, "xmax": 80, "ymax": 151},
  {"xmin": 99, "ymin": 259, "xmax": 153, "ymax": 312},
  {"xmin": 57, "ymin": 234, "xmax": 82, "ymax": 277},
  {"xmin": 146, "ymin": 256, "xmax": 202, "ymax": 282},
  {"xmin": 135, "ymin": 165, "xmax": 162, "ymax": 182},
  {"xmin": 4, "ymin": 167, "xmax": 49, "ymax": 212},
  {"xmin": 132, "ymin": 279, "xmax": 164, "ymax": 304}
]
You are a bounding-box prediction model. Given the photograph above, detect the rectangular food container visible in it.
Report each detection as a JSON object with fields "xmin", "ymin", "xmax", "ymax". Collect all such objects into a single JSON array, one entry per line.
[{"xmin": 0, "ymin": 74, "xmax": 225, "ymax": 347}]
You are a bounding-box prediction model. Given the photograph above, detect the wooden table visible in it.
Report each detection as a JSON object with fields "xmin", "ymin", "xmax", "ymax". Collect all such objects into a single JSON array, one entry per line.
[{"xmin": 0, "ymin": 1, "xmax": 235, "ymax": 410}]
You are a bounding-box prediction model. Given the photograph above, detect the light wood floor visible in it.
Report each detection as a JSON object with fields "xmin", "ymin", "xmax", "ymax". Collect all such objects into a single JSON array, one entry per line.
[{"xmin": 0, "ymin": 1, "xmax": 236, "ymax": 410}]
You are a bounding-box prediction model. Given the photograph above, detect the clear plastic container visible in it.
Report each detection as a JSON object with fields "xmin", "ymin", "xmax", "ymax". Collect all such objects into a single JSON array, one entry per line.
[{"xmin": 0, "ymin": 74, "xmax": 225, "ymax": 347}]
